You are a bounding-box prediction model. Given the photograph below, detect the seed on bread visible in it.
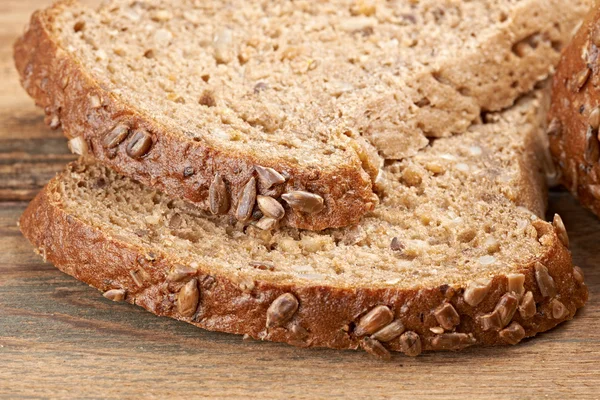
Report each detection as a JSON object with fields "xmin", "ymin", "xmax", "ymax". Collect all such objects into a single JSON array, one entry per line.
[
  {"xmin": 499, "ymin": 322, "xmax": 526, "ymax": 345},
  {"xmin": 433, "ymin": 303, "xmax": 460, "ymax": 330},
  {"xmin": 257, "ymin": 195, "xmax": 285, "ymax": 220},
  {"xmin": 551, "ymin": 299, "xmax": 569, "ymax": 319},
  {"xmin": 354, "ymin": 305, "xmax": 394, "ymax": 337},
  {"xmin": 177, "ymin": 278, "xmax": 200, "ymax": 317},
  {"xmin": 507, "ymin": 273, "xmax": 525, "ymax": 297},
  {"xmin": 399, "ymin": 331, "xmax": 422, "ymax": 357},
  {"xmin": 589, "ymin": 107, "xmax": 600, "ymax": 130},
  {"xmin": 209, "ymin": 172, "xmax": 230, "ymax": 215},
  {"xmin": 167, "ymin": 264, "xmax": 197, "ymax": 282},
  {"xmin": 573, "ymin": 266, "xmax": 585, "ymax": 284},
  {"xmin": 463, "ymin": 278, "xmax": 492, "ymax": 306},
  {"xmin": 103, "ymin": 288, "xmax": 126, "ymax": 302},
  {"xmin": 126, "ymin": 129, "xmax": 153, "ymax": 159},
  {"xmin": 360, "ymin": 337, "xmax": 391, "ymax": 360},
  {"xmin": 519, "ymin": 291, "xmax": 537, "ymax": 319},
  {"xmin": 281, "ymin": 191, "xmax": 324, "ymax": 214},
  {"xmin": 255, "ymin": 216, "xmax": 278, "ymax": 230},
  {"xmin": 236, "ymin": 177, "xmax": 257, "ymax": 222},
  {"xmin": 430, "ymin": 333, "xmax": 476, "ymax": 351},
  {"xmin": 546, "ymin": 118, "xmax": 562, "ymax": 137},
  {"xmin": 371, "ymin": 320, "xmax": 405, "ymax": 342},
  {"xmin": 88, "ymin": 93, "xmax": 102, "ymax": 109},
  {"xmin": 570, "ymin": 67, "xmax": 591, "ymax": 92},
  {"xmin": 68, "ymin": 136, "xmax": 88, "ymax": 156},
  {"xmin": 255, "ymin": 165, "xmax": 285, "ymax": 189},
  {"xmin": 266, "ymin": 293, "xmax": 299, "ymax": 328},
  {"xmin": 479, "ymin": 293, "xmax": 519, "ymax": 331},
  {"xmin": 535, "ymin": 262, "xmax": 557, "ymax": 298},
  {"xmin": 552, "ymin": 214, "xmax": 569, "ymax": 248},
  {"xmin": 584, "ymin": 126, "xmax": 600, "ymax": 163},
  {"xmin": 103, "ymin": 124, "xmax": 130, "ymax": 148}
]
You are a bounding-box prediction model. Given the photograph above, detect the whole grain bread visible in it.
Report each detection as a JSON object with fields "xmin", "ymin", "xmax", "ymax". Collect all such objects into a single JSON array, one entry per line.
[
  {"xmin": 19, "ymin": 92, "xmax": 588, "ymax": 358},
  {"xmin": 14, "ymin": 0, "xmax": 592, "ymax": 231},
  {"xmin": 548, "ymin": 3, "xmax": 600, "ymax": 216}
]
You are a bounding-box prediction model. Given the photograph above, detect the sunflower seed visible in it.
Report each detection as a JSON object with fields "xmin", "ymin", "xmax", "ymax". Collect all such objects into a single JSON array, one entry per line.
[
  {"xmin": 257, "ymin": 195, "xmax": 285, "ymax": 220},
  {"xmin": 281, "ymin": 191, "xmax": 324, "ymax": 214},
  {"xmin": 573, "ymin": 266, "xmax": 585, "ymax": 284},
  {"xmin": 103, "ymin": 124, "xmax": 130, "ymax": 148},
  {"xmin": 399, "ymin": 331, "xmax": 422, "ymax": 357},
  {"xmin": 360, "ymin": 337, "xmax": 391, "ymax": 360},
  {"xmin": 167, "ymin": 264, "xmax": 196, "ymax": 282},
  {"xmin": 551, "ymin": 299, "xmax": 568, "ymax": 319},
  {"xmin": 433, "ymin": 303, "xmax": 460, "ymax": 330},
  {"xmin": 68, "ymin": 136, "xmax": 88, "ymax": 156},
  {"xmin": 209, "ymin": 173, "xmax": 230, "ymax": 215},
  {"xmin": 480, "ymin": 293, "xmax": 519, "ymax": 331},
  {"xmin": 430, "ymin": 333, "xmax": 476, "ymax": 350},
  {"xmin": 177, "ymin": 278, "xmax": 200, "ymax": 317},
  {"xmin": 571, "ymin": 67, "xmax": 591, "ymax": 92},
  {"xmin": 499, "ymin": 322, "xmax": 525, "ymax": 345},
  {"xmin": 552, "ymin": 214, "xmax": 569, "ymax": 248},
  {"xmin": 354, "ymin": 305, "xmax": 394, "ymax": 336},
  {"xmin": 507, "ymin": 273, "xmax": 525, "ymax": 297},
  {"xmin": 126, "ymin": 129, "xmax": 153, "ymax": 158},
  {"xmin": 371, "ymin": 320, "xmax": 405, "ymax": 342},
  {"xmin": 519, "ymin": 291, "xmax": 537, "ymax": 319},
  {"xmin": 535, "ymin": 262, "xmax": 556, "ymax": 298},
  {"xmin": 255, "ymin": 216, "xmax": 278, "ymax": 230},
  {"xmin": 546, "ymin": 118, "xmax": 562, "ymax": 137},
  {"xmin": 103, "ymin": 289, "xmax": 126, "ymax": 302},
  {"xmin": 266, "ymin": 293, "xmax": 299, "ymax": 328},
  {"xmin": 463, "ymin": 278, "xmax": 492, "ymax": 306},
  {"xmin": 255, "ymin": 165, "xmax": 286, "ymax": 188},
  {"xmin": 584, "ymin": 126, "xmax": 600, "ymax": 164},
  {"xmin": 236, "ymin": 177, "xmax": 257, "ymax": 222},
  {"xmin": 589, "ymin": 107, "xmax": 600, "ymax": 130}
]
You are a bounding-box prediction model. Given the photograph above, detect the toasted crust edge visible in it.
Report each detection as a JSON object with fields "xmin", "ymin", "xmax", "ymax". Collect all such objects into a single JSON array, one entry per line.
[
  {"xmin": 549, "ymin": 4, "xmax": 600, "ymax": 217},
  {"xmin": 13, "ymin": 1, "xmax": 376, "ymax": 231},
  {"xmin": 19, "ymin": 166, "xmax": 588, "ymax": 357}
]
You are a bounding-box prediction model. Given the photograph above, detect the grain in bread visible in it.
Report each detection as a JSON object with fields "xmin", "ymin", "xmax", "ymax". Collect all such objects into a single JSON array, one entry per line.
[
  {"xmin": 14, "ymin": 0, "xmax": 592, "ymax": 230},
  {"xmin": 19, "ymin": 92, "xmax": 588, "ymax": 357}
]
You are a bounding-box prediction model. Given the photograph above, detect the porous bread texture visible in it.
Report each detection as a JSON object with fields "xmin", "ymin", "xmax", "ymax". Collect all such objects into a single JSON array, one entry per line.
[
  {"xmin": 548, "ymin": 3, "xmax": 600, "ymax": 217},
  {"xmin": 13, "ymin": 0, "xmax": 593, "ymax": 231},
  {"xmin": 19, "ymin": 93, "xmax": 588, "ymax": 355}
]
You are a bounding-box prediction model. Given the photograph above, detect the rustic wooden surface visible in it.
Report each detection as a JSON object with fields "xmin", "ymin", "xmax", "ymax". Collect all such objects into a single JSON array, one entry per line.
[{"xmin": 0, "ymin": 1, "xmax": 599, "ymax": 399}]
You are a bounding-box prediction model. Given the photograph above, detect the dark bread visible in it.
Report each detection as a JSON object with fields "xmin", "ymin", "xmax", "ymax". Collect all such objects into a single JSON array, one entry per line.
[
  {"xmin": 19, "ymin": 92, "xmax": 588, "ymax": 358},
  {"xmin": 14, "ymin": 0, "xmax": 592, "ymax": 231},
  {"xmin": 549, "ymin": 3, "xmax": 600, "ymax": 217}
]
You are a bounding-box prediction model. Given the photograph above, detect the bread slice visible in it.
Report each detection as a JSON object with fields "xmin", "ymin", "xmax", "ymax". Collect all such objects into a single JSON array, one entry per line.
[
  {"xmin": 548, "ymin": 4, "xmax": 600, "ymax": 217},
  {"xmin": 19, "ymin": 92, "xmax": 587, "ymax": 358},
  {"xmin": 14, "ymin": 0, "xmax": 592, "ymax": 231}
]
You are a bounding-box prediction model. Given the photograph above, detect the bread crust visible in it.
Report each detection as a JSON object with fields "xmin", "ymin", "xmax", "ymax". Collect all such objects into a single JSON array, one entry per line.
[
  {"xmin": 19, "ymin": 167, "xmax": 588, "ymax": 356},
  {"xmin": 13, "ymin": 1, "xmax": 376, "ymax": 231},
  {"xmin": 549, "ymin": 4, "xmax": 600, "ymax": 217}
]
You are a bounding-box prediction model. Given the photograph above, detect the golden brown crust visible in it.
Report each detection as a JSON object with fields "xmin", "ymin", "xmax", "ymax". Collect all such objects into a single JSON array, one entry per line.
[
  {"xmin": 549, "ymin": 4, "xmax": 600, "ymax": 215},
  {"xmin": 19, "ymin": 169, "xmax": 588, "ymax": 356},
  {"xmin": 13, "ymin": 1, "xmax": 375, "ymax": 231}
]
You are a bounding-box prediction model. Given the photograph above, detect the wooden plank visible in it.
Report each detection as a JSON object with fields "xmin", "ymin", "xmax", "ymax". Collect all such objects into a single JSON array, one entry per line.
[{"xmin": 0, "ymin": 194, "xmax": 598, "ymax": 399}]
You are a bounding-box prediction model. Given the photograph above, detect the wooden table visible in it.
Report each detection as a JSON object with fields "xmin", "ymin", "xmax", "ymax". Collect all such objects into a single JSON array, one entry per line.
[{"xmin": 1, "ymin": 1, "xmax": 599, "ymax": 399}]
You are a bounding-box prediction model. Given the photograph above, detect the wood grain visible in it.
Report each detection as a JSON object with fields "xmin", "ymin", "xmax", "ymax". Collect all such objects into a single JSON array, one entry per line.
[{"xmin": 0, "ymin": 1, "xmax": 598, "ymax": 399}]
